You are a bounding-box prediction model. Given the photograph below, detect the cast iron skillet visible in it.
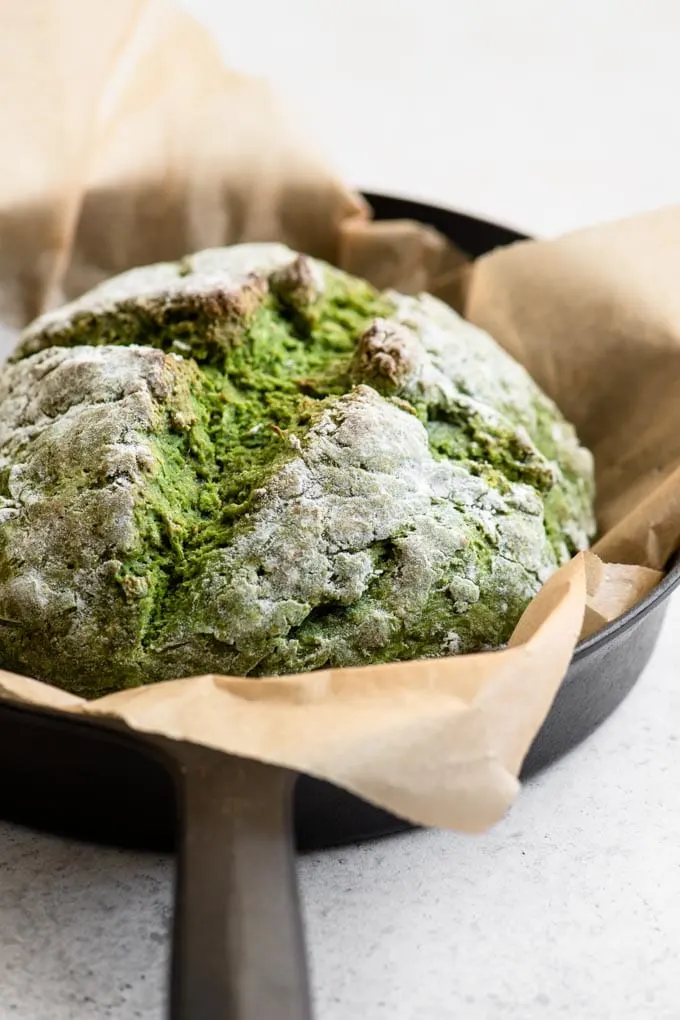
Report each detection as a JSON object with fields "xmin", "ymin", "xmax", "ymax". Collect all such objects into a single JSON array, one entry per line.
[{"xmin": 1, "ymin": 193, "xmax": 678, "ymax": 1020}]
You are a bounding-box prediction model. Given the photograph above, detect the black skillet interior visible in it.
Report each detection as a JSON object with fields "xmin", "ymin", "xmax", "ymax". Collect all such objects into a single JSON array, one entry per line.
[{"xmin": 0, "ymin": 192, "xmax": 677, "ymax": 855}]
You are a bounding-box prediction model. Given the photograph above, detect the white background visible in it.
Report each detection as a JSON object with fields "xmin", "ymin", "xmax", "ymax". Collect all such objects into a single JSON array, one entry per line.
[
  {"xmin": 2, "ymin": 2, "xmax": 680, "ymax": 1017},
  {"xmin": 185, "ymin": 0, "xmax": 680, "ymax": 236}
]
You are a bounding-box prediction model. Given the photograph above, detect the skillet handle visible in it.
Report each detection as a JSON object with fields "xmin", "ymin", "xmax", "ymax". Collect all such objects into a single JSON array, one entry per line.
[{"xmin": 169, "ymin": 744, "xmax": 313, "ymax": 1020}]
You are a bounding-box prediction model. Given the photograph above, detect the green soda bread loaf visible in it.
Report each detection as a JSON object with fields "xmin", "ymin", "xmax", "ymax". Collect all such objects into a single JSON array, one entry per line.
[{"xmin": 0, "ymin": 244, "xmax": 595, "ymax": 696}]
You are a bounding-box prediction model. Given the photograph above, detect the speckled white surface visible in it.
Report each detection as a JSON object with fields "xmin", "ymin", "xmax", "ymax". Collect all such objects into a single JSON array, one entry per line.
[{"xmin": 3, "ymin": 1, "xmax": 680, "ymax": 1017}]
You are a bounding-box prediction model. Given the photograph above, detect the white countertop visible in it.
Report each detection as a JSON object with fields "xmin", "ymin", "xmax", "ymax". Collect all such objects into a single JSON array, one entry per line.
[{"xmin": 3, "ymin": 2, "xmax": 680, "ymax": 1017}]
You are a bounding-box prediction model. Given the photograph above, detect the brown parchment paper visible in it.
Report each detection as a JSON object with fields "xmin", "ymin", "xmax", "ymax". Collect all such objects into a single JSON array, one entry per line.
[{"xmin": 0, "ymin": 0, "xmax": 677, "ymax": 833}]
